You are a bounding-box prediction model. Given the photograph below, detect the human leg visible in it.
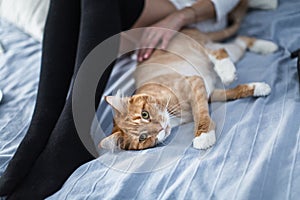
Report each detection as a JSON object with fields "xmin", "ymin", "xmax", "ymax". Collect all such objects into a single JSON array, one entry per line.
[
  {"xmin": 7, "ymin": 0, "xmax": 144, "ymax": 199},
  {"xmin": 0, "ymin": 0, "xmax": 81, "ymax": 195}
]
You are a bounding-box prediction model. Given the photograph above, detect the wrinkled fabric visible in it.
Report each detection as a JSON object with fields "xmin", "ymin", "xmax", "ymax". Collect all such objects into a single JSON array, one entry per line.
[
  {"xmin": 0, "ymin": 19, "xmax": 40, "ymax": 177},
  {"xmin": 49, "ymin": 1, "xmax": 300, "ymax": 199},
  {"xmin": 0, "ymin": 0, "xmax": 300, "ymax": 199}
]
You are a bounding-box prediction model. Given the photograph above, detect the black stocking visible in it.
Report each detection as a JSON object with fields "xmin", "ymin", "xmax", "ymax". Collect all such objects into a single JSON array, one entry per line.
[{"xmin": 0, "ymin": 0, "xmax": 144, "ymax": 199}]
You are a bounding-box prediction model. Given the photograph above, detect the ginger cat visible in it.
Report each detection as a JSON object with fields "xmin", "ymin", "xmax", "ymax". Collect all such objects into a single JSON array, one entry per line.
[{"xmin": 99, "ymin": 1, "xmax": 278, "ymax": 151}]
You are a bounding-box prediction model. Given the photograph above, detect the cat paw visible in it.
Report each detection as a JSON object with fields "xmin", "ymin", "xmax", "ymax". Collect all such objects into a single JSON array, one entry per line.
[
  {"xmin": 248, "ymin": 82, "xmax": 271, "ymax": 96},
  {"xmin": 193, "ymin": 130, "xmax": 216, "ymax": 150},
  {"xmin": 249, "ymin": 39, "xmax": 278, "ymax": 54},
  {"xmin": 214, "ymin": 58, "xmax": 237, "ymax": 85}
]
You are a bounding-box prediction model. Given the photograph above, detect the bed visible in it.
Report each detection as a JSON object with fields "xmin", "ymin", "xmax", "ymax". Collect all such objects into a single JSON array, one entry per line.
[{"xmin": 0, "ymin": 0, "xmax": 300, "ymax": 199}]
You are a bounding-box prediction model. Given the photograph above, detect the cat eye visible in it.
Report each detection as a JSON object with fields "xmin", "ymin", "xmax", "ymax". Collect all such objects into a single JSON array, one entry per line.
[
  {"xmin": 139, "ymin": 133, "xmax": 148, "ymax": 142},
  {"xmin": 141, "ymin": 110, "xmax": 150, "ymax": 120}
]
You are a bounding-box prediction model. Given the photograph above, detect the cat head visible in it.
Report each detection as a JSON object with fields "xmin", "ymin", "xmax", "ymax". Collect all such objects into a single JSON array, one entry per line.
[{"xmin": 99, "ymin": 94, "xmax": 171, "ymax": 150}]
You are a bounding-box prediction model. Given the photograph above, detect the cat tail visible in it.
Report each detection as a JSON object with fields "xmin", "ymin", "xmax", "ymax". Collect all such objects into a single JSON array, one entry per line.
[
  {"xmin": 206, "ymin": 0, "xmax": 248, "ymax": 42},
  {"xmin": 206, "ymin": 22, "xmax": 240, "ymax": 42}
]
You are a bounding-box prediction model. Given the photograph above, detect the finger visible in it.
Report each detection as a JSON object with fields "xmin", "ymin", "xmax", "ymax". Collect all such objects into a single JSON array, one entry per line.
[
  {"xmin": 160, "ymin": 37, "xmax": 170, "ymax": 50},
  {"xmin": 138, "ymin": 30, "xmax": 157, "ymax": 62},
  {"xmin": 143, "ymin": 31, "xmax": 161, "ymax": 49},
  {"xmin": 138, "ymin": 48, "xmax": 150, "ymax": 62},
  {"xmin": 160, "ymin": 33, "xmax": 173, "ymax": 49},
  {"xmin": 143, "ymin": 48, "xmax": 154, "ymax": 60},
  {"xmin": 140, "ymin": 36, "xmax": 161, "ymax": 61},
  {"xmin": 138, "ymin": 48, "xmax": 146, "ymax": 62},
  {"xmin": 142, "ymin": 35, "xmax": 161, "ymax": 60},
  {"xmin": 138, "ymin": 47, "xmax": 153, "ymax": 62},
  {"xmin": 138, "ymin": 40, "xmax": 149, "ymax": 62}
]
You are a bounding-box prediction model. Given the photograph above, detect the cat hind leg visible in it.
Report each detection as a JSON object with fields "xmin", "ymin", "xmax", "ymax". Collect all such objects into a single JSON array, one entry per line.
[
  {"xmin": 248, "ymin": 82, "xmax": 271, "ymax": 96},
  {"xmin": 208, "ymin": 48, "xmax": 237, "ymax": 86},
  {"xmin": 238, "ymin": 36, "xmax": 278, "ymax": 54}
]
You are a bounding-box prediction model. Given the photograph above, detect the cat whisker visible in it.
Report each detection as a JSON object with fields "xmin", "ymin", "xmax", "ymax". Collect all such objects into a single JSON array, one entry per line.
[
  {"xmin": 168, "ymin": 116, "xmax": 178, "ymax": 120},
  {"xmin": 165, "ymin": 95, "xmax": 171, "ymax": 110},
  {"xmin": 167, "ymin": 104, "xmax": 184, "ymax": 113},
  {"xmin": 167, "ymin": 100, "xmax": 189, "ymax": 111}
]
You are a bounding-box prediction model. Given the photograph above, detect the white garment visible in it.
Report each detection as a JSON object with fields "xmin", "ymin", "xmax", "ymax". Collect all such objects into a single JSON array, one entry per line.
[{"xmin": 169, "ymin": 0, "xmax": 240, "ymax": 32}]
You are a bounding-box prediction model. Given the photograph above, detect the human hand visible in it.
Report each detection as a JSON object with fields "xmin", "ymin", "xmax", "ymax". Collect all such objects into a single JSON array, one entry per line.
[{"xmin": 137, "ymin": 12, "xmax": 185, "ymax": 62}]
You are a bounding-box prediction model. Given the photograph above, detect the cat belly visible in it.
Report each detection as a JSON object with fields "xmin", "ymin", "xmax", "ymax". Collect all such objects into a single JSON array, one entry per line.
[{"xmin": 165, "ymin": 60, "xmax": 217, "ymax": 95}]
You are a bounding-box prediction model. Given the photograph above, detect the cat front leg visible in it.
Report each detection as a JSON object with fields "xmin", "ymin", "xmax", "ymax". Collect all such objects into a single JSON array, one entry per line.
[
  {"xmin": 193, "ymin": 117, "xmax": 216, "ymax": 150},
  {"xmin": 210, "ymin": 82, "xmax": 271, "ymax": 102},
  {"xmin": 186, "ymin": 76, "xmax": 216, "ymax": 150}
]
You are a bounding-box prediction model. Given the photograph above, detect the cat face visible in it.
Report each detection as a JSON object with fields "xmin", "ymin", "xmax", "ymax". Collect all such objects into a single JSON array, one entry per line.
[{"xmin": 99, "ymin": 94, "xmax": 171, "ymax": 150}]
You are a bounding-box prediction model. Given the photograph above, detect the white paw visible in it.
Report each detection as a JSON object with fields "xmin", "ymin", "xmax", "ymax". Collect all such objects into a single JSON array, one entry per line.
[
  {"xmin": 248, "ymin": 82, "xmax": 271, "ymax": 96},
  {"xmin": 214, "ymin": 58, "xmax": 237, "ymax": 85},
  {"xmin": 249, "ymin": 40, "xmax": 278, "ymax": 54},
  {"xmin": 193, "ymin": 130, "xmax": 216, "ymax": 150}
]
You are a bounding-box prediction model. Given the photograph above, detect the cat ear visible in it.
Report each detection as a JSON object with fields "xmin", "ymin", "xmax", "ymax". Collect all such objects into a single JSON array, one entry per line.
[
  {"xmin": 99, "ymin": 133, "xmax": 120, "ymax": 150},
  {"xmin": 105, "ymin": 96, "xmax": 127, "ymax": 114}
]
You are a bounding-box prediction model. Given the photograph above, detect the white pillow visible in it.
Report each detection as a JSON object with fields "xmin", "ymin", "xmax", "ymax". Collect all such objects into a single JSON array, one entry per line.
[
  {"xmin": 248, "ymin": 0, "xmax": 278, "ymax": 10},
  {"xmin": 0, "ymin": 0, "xmax": 50, "ymax": 42}
]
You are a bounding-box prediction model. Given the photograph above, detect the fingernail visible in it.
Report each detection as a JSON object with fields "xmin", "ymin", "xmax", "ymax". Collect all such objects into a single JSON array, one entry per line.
[{"xmin": 144, "ymin": 54, "xmax": 148, "ymax": 59}]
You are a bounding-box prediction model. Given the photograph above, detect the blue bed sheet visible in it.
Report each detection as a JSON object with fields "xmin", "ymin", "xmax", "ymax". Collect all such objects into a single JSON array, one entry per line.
[
  {"xmin": 0, "ymin": 0, "xmax": 299, "ymax": 199},
  {"xmin": 48, "ymin": 0, "xmax": 300, "ymax": 199},
  {"xmin": 0, "ymin": 19, "xmax": 40, "ymax": 176}
]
